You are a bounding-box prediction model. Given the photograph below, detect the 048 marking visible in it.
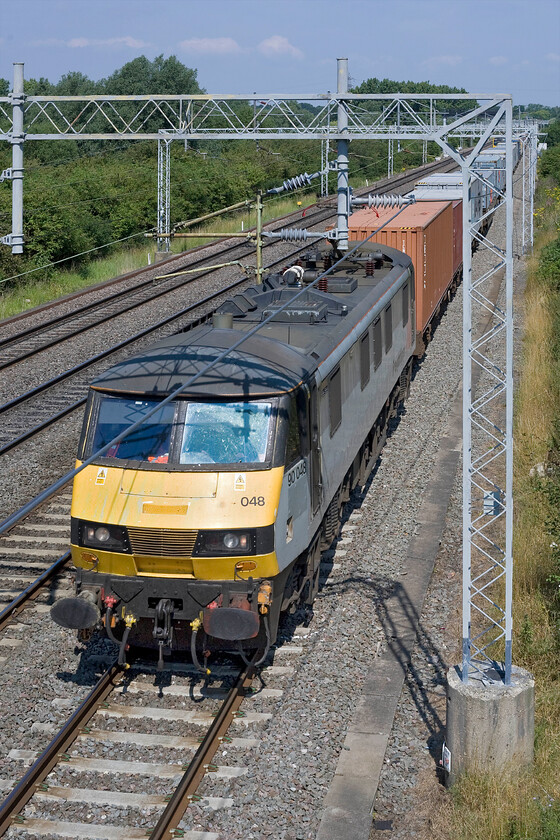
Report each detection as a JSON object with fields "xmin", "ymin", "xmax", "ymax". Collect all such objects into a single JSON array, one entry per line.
[{"xmin": 240, "ymin": 496, "xmax": 265, "ymax": 507}]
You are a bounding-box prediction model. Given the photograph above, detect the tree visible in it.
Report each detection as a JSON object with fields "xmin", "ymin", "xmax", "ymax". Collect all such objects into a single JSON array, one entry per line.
[
  {"xmin": 546, "ymin": 120, "xmax": 560, "ymax": 149},
  {"xmin": 24, "ymin": 77, "xmax": 54, "ymax": 95},
  {"xmin": 55, "ymin": 71, "xmax": 98, "ymax": 96},
  {"xmin": 101, "ymin": 54, "xmax": 203, "ymax": 96},
  {"xmin": 351, "ymin": 77, "xmax": 477, "ymax": 118}
]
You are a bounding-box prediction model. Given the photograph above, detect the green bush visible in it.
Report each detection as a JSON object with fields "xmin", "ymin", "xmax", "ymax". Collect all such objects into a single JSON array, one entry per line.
[
  {"xmin": 539, "ymin": 145, "xmax": 560, "ymax": 183},
  {"xmin": 539, "ymin": 237, "xmax": 560, "ymax": 289}
]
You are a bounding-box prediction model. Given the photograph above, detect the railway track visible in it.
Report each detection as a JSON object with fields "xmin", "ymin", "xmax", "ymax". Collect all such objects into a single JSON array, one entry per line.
[
  {"xmin": 0, "ymin": 492, "xmax": 72, "ymax": 629},
  {"xmin": 0, "ymin": 653, "xmax": 305, "ymax": 838}
]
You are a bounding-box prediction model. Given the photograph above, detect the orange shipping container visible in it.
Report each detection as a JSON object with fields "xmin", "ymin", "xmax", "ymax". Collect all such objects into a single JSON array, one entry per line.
[{"xmin": 349, "ymin": 201, "xmax": 454, "ymax": 338}]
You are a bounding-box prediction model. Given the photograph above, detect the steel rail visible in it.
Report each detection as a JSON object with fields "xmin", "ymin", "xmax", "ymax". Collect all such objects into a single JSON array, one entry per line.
[
  {"xmin": 0, "ymin": 551, "xmax": 71, "ymax": 633},
  {"xmin": 0, "ymin": 662, "xmax": 123, "ymax": 836},
  {"xmin": 0, "ymin": 400, "xmax": 86, "ymax": 457},
  {"xmin": 0, "ymin": 660, "xmax": 251, "ymax": 837},
  {"xmin": 149, "ymin": 665, "xmax": 255, "ymax": 840}
]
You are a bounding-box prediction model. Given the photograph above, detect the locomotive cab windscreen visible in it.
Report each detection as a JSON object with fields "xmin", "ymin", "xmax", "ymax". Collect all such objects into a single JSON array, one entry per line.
[{"xmin": 81, "ymin": 393, "xmax": 277, "ymax": 468}]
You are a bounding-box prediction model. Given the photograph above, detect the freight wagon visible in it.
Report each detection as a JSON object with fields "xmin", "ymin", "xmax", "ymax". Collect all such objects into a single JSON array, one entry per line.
[
  {"xmin": 407, "ymin": 172, "xmax": 485, "ymax": 236},
  {"xmin": 349, "ymin": 201, "xmax": 456, "ymax": 353}
]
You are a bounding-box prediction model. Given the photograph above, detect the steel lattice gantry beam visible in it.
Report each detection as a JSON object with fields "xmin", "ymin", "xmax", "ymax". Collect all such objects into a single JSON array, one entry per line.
[
  {"xmin": 0, "ymin": 87, "xmax": 518, "ymax": 142},
  {"xmin": 0, "ymin": 59, "xmax": 539, "ymax": 689}
]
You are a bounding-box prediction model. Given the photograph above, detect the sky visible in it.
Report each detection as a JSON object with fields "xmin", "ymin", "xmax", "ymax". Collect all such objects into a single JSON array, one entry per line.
[{"xmin": 0, "ymin": 0, "xmax": 559, "ymax": 106}]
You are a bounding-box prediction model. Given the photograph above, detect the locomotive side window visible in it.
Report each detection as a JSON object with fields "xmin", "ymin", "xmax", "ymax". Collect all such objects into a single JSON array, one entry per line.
[
  {"xmin": 384, "ymin": 304, "xmax": 393, "ymax": 353},
  {"xmin": 180, "ymin": 401, "xmax": 272, "ymax": 465},
  {"xmin": 402, "ymin": 282, "xmax": 409, "ymax": 327},
  {"xmin": 329, "ymin": 367, "xmax": 342, "ymax": 437},
  {"xmin": 91, "ymin": 397, "xmax": 176, "ymax": 463},
  {"xmin": 360, "ymin": 330, "xmax": 370, "ymax": 390},
  {"xmin": 284, "ymin": 395, "xmax": 302, "ymax": 468},
  {"xmin": 373, "ymin": 317, "xmax": 382, "ymax": 370}
]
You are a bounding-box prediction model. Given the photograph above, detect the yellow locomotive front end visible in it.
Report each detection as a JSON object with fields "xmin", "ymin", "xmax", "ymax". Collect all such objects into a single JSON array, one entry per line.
[
  {"xmin": 71, "ymin": 394, "xmax": 281, "ymax": 582},
  {"xmin": 51, "ymin": 325, "xmax": 313, "ymax": 667}
]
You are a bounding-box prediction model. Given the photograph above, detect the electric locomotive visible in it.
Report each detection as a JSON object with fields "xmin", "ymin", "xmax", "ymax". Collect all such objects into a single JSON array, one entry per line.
[{"xmin": 51, "ymin": 241, "xmax": 414, "ymax": 667}]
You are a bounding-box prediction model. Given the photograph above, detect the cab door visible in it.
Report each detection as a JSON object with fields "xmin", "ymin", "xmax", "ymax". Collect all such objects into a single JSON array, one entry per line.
[{"xmin": 307, "ymin": 384, "xmax": 322, "ymax": 516}]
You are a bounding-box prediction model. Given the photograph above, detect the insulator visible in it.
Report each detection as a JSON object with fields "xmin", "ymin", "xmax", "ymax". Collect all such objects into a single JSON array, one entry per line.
[
  {"xmin": 365, "ymin": 260, "xmax": 374, "ymax": 276},
  {"xmin": 318, "ymin": 277, "xmax": 328, "ymax": 292},
  {"xmin": 352, "ymin": 193, "xmax": 416, "ymax": 210},
  {"xmin": 267, "ymin": 171, "xmax": 321, "ymax": 195},
  {"xmin": 274, "ymin": 228, "xmax": 315, "ymax": 242},
  {"xmin": 282, "ymin": 172, "xmax": 312, "ymax": 191},
  {"xmin": 323, "ymin": 254, "xmax": 333, "ymax": 271}
]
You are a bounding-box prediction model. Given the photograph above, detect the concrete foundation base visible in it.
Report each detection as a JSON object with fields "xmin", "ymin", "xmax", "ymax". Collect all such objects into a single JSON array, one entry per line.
[
  {"xmin": 445, "ymin": 664, "xmax": 534, "ymax": 786},
  {"xmin": 154, "ymin": 250, "xmax": 172, "ymax": 263}
]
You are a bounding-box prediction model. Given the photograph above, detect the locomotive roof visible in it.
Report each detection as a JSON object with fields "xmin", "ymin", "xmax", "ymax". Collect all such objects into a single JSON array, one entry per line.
[
  {"xmin": 91, "ymin": 329, "xmax": 311, "ymax": 398},
  {"xmin": 91, "ymin": 241, "xmax": 412, "ymax": 400}
]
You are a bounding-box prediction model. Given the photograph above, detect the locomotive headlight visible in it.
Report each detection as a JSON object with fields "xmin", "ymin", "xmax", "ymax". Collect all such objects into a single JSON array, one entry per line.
[
  {"xmin": 193, "ymin": 526, "xmax": 273, "ymax": 558},
  {"xmin": 223, "ymin": 533, "xmax": 240, "ymax": 550},
  {"xmin": 193, "ymin": 529, "xmax": 260, "ymax": 557},
  {"xmin": 89, "ymin": 527, "xmax": 110, "ymax": 543},
  {"xmin": 73, "ymin": 519, "xmax": 131, "ymax": 553}
]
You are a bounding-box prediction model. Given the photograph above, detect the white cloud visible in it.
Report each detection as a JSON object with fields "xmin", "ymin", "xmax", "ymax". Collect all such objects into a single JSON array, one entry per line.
[
  {"xmin": 489, "ymin": 56, "xmax": 508, "ymax": 66},
  {"xmin": 421, "ymin": 55, "xmax": 463, "ymax": 68},
  {"xmin": 179, "ymin": 37, "xmax": 242, "ymax": 55},
  {"xmin": 258, "ymin": 36, "xmax": 303, "ymax": 60},
  {"xmin": 34, "ymin": 36, "xmax": 150, "ymax": 49},
  {"xmin": 546, "ymin": 52, "xmax": 560, "ymax": 62},
  {"xmin": 68, "ymin": 36, "xmax": 150, "ymax": 49}
]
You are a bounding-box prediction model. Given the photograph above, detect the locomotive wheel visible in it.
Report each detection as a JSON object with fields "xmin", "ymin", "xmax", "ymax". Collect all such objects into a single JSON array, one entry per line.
[
  {"xmin": 321, "ymin": 490, "xmax": 342, "ymax": 549},
  {"xmin": 377, "ymin": 408, "xmax": 388, "ymax": 451},
  {"xmin": 398, "ymin": 360, "xmax": 413, "ymax": 404}
]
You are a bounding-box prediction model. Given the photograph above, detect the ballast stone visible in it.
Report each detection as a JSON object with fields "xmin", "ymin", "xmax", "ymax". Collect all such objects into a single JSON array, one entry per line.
[{"xmin": 445, "ymin": 664, "xmax": 535, "ymax": 787}]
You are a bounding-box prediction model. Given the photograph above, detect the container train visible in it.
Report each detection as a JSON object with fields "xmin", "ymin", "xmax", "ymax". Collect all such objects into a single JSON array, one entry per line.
[{"xmin": 51, "ymin": 155, "xmax": 508, "ymax": 668}]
